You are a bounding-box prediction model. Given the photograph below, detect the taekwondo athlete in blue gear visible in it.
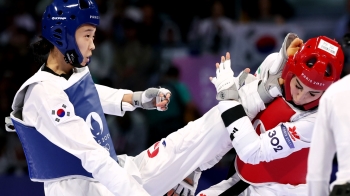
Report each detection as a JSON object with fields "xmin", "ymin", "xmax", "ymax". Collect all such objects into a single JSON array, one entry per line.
[
  {"xmin": 6, "ymin": 0, "xmax": 170, "ymax": 195},
  {"xmin": 11, "ymin": 66, "xmax": 118, "ymax": 180}
]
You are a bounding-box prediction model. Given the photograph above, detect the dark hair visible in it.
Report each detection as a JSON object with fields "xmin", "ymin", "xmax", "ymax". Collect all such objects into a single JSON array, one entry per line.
[{"xmin": 30, "ymin": 36, "xmax": 54, "ymax": 65}]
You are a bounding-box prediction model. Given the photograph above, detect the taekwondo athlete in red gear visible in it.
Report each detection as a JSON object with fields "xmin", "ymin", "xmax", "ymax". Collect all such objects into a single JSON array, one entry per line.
[
  {"xmin": 6, "ymin": 0, "xmax": 170, "ymax": 195},
  {"xmin": 197, "ymin": 35, "xmax": 344, "ymax": 196}
]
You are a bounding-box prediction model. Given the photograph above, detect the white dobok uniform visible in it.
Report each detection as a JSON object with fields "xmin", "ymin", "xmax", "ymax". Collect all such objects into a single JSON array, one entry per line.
[{"xmin": 307, "ymin": 74, "xmax": 350, "ymax": 196}]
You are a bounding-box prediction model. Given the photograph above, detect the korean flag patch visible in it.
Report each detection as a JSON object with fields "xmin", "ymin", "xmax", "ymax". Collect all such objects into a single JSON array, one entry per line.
[{"xmin": 50, "ymin": 103, "xmax": 71, "ymax": 125}]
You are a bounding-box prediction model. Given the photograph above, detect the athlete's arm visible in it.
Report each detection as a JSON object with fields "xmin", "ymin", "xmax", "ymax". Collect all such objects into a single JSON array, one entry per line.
[
  {"xmin": 217, "ymin": 100, "xmax": 312, "ymax": 164},
  {"xmin": 95, "ymin": 84, "xmax": 171, "ymax": 114},
  {"xmin": 238, "ymin": 33, "xmax": 300, "ymax": 120},
  {"xmin": 237, "ymin": 53, "xmax": 278, "ymax": 120},
  {"xmin": 23, "ymin": 82, "xmax": 150, "ymax": 196},
  {"xmin": 95, "ymin": 84, "xmax": 134, "ymax": 116}
]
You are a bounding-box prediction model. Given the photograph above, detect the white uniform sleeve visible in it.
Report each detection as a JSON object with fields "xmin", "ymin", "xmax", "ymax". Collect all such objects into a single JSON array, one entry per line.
[
  {"xmin": 196, "ymin": 173, "xmax": 242, "ymax": 196},
  {"xmin": 254, "ymin": 53, "xmax": 279, "ymax": 81},
  {"xmin": 238, "ymin": 79, "xmax": 265, "ymax": 121},
  {"xmin": 198, "ymin": 145, "xmax": 230, "ymax": 171},
  {"xmin": 218, "ymin": 101, "xmax": 311, "ymax": 164},
  {"xmin": 306, "ymin": 94, "xmax": 334, "ymax": 196},
  {"xmin": 95, "ymin": 84, "xmax": 135, "ymax": 116},
  {"xmin": 23, "ymin": 82, "xmax": 149, "ymax": 196},
  {"xmin": 237, "ymin": 53, "xmax": 279, "ymax": 120},
  {"xmin": 307, "ymin": 83, "xmax": 350, "ymax": 196}
]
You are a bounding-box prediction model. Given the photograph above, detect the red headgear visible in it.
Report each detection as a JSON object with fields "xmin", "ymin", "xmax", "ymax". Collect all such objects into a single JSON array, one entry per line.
[{"xmin": 281, "ymin": 36, "xmax": 344, "ymax": 110}]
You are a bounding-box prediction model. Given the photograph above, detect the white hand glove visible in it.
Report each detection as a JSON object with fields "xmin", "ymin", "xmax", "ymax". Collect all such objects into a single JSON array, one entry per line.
[
  {"xmin": 257, "ymin": 71, "xmax": 283, "ymax": 104},
  {"xmin": 211, "ymin": 59, "xmax": 238, "ymax": 100},
  {"xmin": 270, "ymin": 32, "xmax": 298, "ymax": 75},
  {"xmin": 211, "ymin": 58, "xmax": 254, "ymax": 101},
  {"xmin": 257, "ymin": 33, "xmax": 298, "ymax": 104},
  {"xmin": 132, "ymin": 87, "xmax": 171, "ymax": 111},
  {"xmin": 169, "ymin": 168, "xmax": 202, "ymax": 196}
]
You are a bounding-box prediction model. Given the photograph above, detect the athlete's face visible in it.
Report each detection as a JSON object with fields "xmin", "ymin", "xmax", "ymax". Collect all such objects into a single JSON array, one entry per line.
[
  {"xmin": 75, "ymin": 24, "xmax": 96, "ymax": 66},
  {"xmin": 289, "ymin": 76, "xmax": 324, "ymax": 105}
]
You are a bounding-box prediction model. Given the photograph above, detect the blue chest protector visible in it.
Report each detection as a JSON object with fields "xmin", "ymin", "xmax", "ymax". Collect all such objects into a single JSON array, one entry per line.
[{"xmin": 12, "ymin": 72, "xmax": 118, "ymax": 181}]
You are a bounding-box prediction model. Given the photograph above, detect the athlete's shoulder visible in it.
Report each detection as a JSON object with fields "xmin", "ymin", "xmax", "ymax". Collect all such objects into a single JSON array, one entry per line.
[
  {"xmin": 12, "ymin": 69, "xmax": 66, "ymax": 111},
  {"xmin": 291, "ymin": 112, "xmax": 317, "ymax": 142},
  {"xmin": 29, "ymin": 79, "xmax": 65, "ymax": 98}
]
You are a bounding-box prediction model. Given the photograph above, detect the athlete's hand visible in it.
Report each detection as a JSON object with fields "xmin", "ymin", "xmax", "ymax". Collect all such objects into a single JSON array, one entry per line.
[
  {"xmin": 167, "ymin": 168, "xmax": 201, "ymax": 196},
  {"xmin": 257, "ymin": 71, "xmax": 283, "ymax": 104},
  {"xmin": 210, "ymin": 52, "xmax": 252, "ymax": 101},
  {"xmin": 132, "ymin": 87, "xmax": 171, "ymax": 111},
  {"xmin": 257, "ymin": 33, "xmax": 299, "ymax": 104},
  {"xmin": 270, "ymin": 33, "xmax": 299, "ymax": 76},
  {"xmin": 210, "ymin": 52, "xmax": 237, "ymax": 100},
  {"xmin": 287, "ymin": 38, "xmax": 303, "ymax": 57}
]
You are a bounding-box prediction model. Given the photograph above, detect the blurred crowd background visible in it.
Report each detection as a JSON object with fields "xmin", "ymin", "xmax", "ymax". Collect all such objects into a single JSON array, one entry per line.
[{"xmin": 0, "ymin": 0, "xmax": 349, "ymax": 195}]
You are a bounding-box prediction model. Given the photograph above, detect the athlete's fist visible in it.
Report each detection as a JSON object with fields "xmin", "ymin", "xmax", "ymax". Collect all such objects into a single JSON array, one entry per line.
[{"xmin": 132, "ymin": 87, "xmax": 171, "ymax": 111}]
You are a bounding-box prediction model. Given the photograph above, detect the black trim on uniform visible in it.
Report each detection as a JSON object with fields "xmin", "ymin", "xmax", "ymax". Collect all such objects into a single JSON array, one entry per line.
[
  {"xmin": 219, "ymin": 156, "xmax": 250, "ymax": 196},
  {"xmin": 225, "ymin": 149, "xmax": 237, "ymax": 180},
  {"xmin": 221, "ymin": 104, "xmax": 246, "ymax": 127},
  {"xmin": 218, "ymin": 105, "xmax": 249, "ymax": 195},
  {"xmin": 330, "ymin": 183, "xmax": 350, "ymax": 196},
  {"xmin": 42, "ymin": 64, "xmax": 73, "ymax": 80},
  {"xmin": 219, "ymin": 180, "xmax": 250, "ymax": 196}
]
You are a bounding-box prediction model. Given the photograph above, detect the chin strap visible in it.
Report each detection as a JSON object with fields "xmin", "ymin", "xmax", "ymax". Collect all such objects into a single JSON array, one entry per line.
[{"xmin": 64, "ymin": 50, "xmax": 84, "ymax": 68}]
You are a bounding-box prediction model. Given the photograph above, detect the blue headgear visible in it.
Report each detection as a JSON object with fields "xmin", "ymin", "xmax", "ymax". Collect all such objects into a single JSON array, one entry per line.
[{"xmin": 41, "ymin": 0, "xmax": 99, "ymax": 67}]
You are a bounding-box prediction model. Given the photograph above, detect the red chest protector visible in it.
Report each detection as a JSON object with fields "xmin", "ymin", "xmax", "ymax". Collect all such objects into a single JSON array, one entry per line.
[{"xmin": 236, "ymin": 97, "xmax": 309, "ymax": 185}]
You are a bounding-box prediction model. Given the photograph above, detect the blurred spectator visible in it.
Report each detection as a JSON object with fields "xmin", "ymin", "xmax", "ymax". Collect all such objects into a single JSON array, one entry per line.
[
  {"xmin": 0, "ymin": 72, "xmax": 17, "ymax": 127},
  {"xmin": 36, "ymin": 0, "xmax": 52, "ymax": 18},
  {"xmin": 0, "ymin": 26, "xmax": 37, "ymax": 131},
  {"xmin": 0, "ymin": 132, "xmax": 28, "ymax": 176},
  {"xmin": 0, "ymin": 1, "xmax": 43, "ymax": 179},
  {"xmin": 159, "ymin": 20, "xmax": 189, "ymax": 73},
  {"xmin": 160, "ymin": 21, "xmax": 183, "ymax": 48},
  {"xmin": 11, "ymin": 0, "xmax": 36, "ymax": 33},
  {"xmin": 187, "ymin": 0, "xmax": 235, "ymax": 55},
  {"xmin": 240, "ymin": 0, "xmax": 295, "ymax": 24},
  {"xmin": 0, "ymin": 26, "xmax": 37, "ymax": 84},
  {"xmin": 111, "ymin": 0, "xmax": 130, "ymax": 44},
  {"xmin": 334, "ymin": 0, "xmax": 350, "ymax": 77},
  {"xmin": 152, "ymin": 0, "xmax": 237, "ymax": 44},
  {"xmin": 106, "ymin": 111, "xmax": 148, "ymax": 157},
  {"xmin": 145, "ymin": 65, "xmax": 200, "ymax": 147},
  {"xmin": 96, "ymin": 0, "xmax": 115, "ymax": 33},
  {"xmin": 137, "ymin": 1, "xmax": 163, "ymax": 47},
  {"xmin": 0, "ymin": 133, "xmax": 8, "ymax": 174},
  {"xmin": 334, "ymin": 0, "xmax": 350, "ymax": 42},
  {"xmin": 88, "ymin": 30, "xmax": 116, "ymax": 83},
  {"xmin": 112, "ymin": 17, "xmax": 161, "ymax": 90}
]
